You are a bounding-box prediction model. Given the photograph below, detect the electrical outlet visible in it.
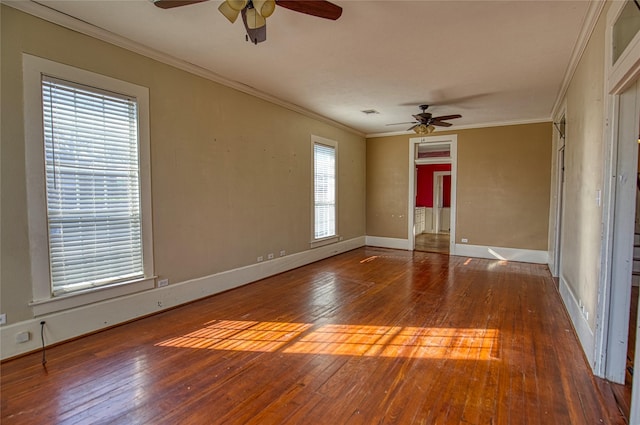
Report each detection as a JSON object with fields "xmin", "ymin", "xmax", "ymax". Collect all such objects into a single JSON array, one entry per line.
[
  {"xmin": 0, "ymin": 314, "xmax": 6, "ymax": 325},
  {"xmin": 280, "ymin": 250, "xmax": 286, "ymax": 257},
  {"xmin": 16, "ymin": 331, "xmax": 30, "ymax": 343},
  {"xmin": 267, "ymin": 253, "xmax": 274, "ymax": 260},
  {"xmin": 461, "ymin": 238, "xmax": 468, "ymax": 243},
  {"xmin": 257, "ymin": 256, "xmax": 264, "ymax": 262},
  {"xmin": 157, "ymin": 278, "xmax": 169, "ymax": 288}
]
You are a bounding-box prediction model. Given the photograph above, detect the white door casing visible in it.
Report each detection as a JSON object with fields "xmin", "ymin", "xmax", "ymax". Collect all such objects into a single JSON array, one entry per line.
[{"xmin": 408, "ymin": 135, "xmax": 457, "ymax": 252}]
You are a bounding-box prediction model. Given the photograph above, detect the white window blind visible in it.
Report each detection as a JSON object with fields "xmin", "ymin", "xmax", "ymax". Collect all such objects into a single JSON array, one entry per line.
[
  {"xmin": 42, "ymin": 76, "xmax": 144, "ymax": 295},
  {"xmin": 314, "ymin": 142, "xmax": 336, "ymax": 239}
]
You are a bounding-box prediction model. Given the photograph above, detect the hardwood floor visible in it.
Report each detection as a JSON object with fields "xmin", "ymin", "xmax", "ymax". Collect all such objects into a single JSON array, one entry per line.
[
  {"xmin": 606, "ymin": 284, "xmax": 639, "ymax": 421},
  {"xmin": 1, "ymin": 247, "xmax": 626, "ymax": 424},
  {"xmin": 414, "ymin": 232, "xmax": 449, "ymax": 254}
]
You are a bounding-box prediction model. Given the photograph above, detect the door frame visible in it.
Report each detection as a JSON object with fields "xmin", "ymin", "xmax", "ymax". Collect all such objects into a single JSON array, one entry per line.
[
  {"xmin": 408, "ymin": 135, "xmax": 457, "ymax": 252},
  {"xmin": 596, "ymin": 2, "xmax": 640, "ymax": 422},
  {"xmin": 602, "ymin": 81, "xmax": 640, "ymax": 385},
  {"xmin": 549, "ymin": 107, "xmax": 566, "ymax": 278}
]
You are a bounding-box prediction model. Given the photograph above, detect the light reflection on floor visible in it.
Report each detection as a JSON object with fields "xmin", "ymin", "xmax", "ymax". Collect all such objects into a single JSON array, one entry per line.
[{"xmin": 156, "ymin": 320, "xmax": 499, "ymax": 360}]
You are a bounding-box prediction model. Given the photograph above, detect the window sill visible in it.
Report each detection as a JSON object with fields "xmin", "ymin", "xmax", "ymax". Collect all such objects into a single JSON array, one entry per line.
[
  {"xmin": 310, "ymin": 235, "xmax": 340, "ymax": 249},
  {"xmin": 29, "ymin": 277, "xmax": 156, "ymax": 316}
]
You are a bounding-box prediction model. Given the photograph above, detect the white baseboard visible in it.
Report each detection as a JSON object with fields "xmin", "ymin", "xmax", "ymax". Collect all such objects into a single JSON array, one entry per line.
[
  {"xmin": 559, "ymin": 275, "xmax": 595, "ymax": 368},
  {"xmin": 0, "ymin": 236, "xmax": 365, "ymax": 360},
  {"xmin": 365, "ymin": 236, "xmax": 410, "ymax": 250},
  {"xmin": 452, "ymin": 243, "xmax": 548, "ymax": 264}
]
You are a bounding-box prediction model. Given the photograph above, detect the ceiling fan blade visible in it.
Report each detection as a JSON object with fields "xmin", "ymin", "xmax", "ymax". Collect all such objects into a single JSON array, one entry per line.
[
  {"xmin": 431, "ymin": 120, "xmax": 453, "ymax": 127},
  {"xmin": 152, "ymin": 0, "xmax": 208, "ymax": 9},
  {"xmin": 432, "ymin": 114, "xmax": 462, "ymax": 121},
  {"xmin": 276, "ymin": 0, "xmax": 343, "ymax": 20},
  {"xmin": 386, "ymin": 121, "xmax": 416, "ymax": 126},
  {"xmin": 407, "ymin": 124, "xmax": 419, "ymax": 131},
  {"xmin": 242, "ymin": 8, "xmax": 267, "ymax": 44}
]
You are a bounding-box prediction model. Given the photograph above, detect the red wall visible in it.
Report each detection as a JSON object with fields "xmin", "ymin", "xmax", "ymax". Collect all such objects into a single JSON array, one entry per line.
[{"xmin": 416, "ymin": 164, "xmax": 451, "ymax": 207}]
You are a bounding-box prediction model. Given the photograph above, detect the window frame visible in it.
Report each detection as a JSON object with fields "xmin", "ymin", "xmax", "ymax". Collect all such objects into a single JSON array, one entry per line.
[
  {"xmin": 23, "ymin": 54, "xmax": 155, "ymax": 315},
  {"xmin": 310, "ymin": 135, "xmax": 339, "ymax": 248}
]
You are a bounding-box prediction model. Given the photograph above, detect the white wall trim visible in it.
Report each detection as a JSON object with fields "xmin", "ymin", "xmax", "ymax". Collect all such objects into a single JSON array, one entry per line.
[
  {"xmin": 365, "ymin": 236, "xmax": 410, "ymax": 250},
  {"xmin": 0, "ymin": 236, "xmax": 365, "ymax": 360},
  {"xmin": 452, "ymin": 244, "xmax": 549, "ymax": 264},
  {"xmin": 559, "ymin": 275, "xmax": 596, "ymax": 368},
  {"xmin": 3, "ymin": 1, "xmax": 363, "ymax": 138}
]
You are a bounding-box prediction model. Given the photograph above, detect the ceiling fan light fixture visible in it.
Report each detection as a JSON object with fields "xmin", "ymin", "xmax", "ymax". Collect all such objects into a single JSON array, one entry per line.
[
  {"xmin": 413, "ymin": 124, "xmax": 432, "ymax": 135},
  {"xmin": 218, "ymin": 1, "xmax": 241, "ymax": 23},
  {"xmin": 245, "ymin": 7, "xmax": 267, "ymax": 29},
  {"xmin": 227, "ymin": 0, "xmax": 248, "ymax": 11},
  {"xmin": 254, "ymin": 0, "xmax": 276, "ymax": 17}
]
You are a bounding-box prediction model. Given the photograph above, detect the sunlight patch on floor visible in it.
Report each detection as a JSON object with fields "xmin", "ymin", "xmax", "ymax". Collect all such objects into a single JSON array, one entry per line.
[
  {"xmin": 284, "ymin": 325, "xmax": 498, "ymax": 359},
  {"xmin": 156, "ymin": 320, "xmax": 499, "ymax": 360}
]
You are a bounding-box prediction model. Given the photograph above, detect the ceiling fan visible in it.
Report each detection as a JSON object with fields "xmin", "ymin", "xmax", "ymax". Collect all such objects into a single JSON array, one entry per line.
[
  {"xmin": 388, "ymin": 105, "xmax": 462, "ymax": 134},
  {"xmin": 153, "ymin": 0, "xmax": 342, "ymax": 44}
]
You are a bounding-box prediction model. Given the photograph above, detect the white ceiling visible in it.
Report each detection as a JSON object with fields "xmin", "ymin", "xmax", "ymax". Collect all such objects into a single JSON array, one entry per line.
[{"xmin": 18, "ymin": 0, "xmax": 592, "ymax": 136}]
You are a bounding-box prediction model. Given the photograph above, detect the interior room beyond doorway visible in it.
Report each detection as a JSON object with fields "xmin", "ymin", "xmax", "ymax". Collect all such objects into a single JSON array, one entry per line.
[{"xmin": 414, "ymin": 163, "xmax": 451, "ymax": 254}]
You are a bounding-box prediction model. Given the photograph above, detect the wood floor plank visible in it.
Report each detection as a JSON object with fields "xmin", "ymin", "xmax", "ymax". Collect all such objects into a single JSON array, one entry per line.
[{"xmin": 0, "ymin": 248, "xmax": 621, "ymax": 424}]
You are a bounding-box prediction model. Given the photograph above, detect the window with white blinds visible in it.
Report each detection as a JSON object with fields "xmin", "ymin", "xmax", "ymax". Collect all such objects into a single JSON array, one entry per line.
[
  {"xmin": 41, "ymin": 76, "xmax": 144, "ymax": 295},
  {"xmin": 313, "ymin": 141, "xmax": 336, "ymax": 240}
]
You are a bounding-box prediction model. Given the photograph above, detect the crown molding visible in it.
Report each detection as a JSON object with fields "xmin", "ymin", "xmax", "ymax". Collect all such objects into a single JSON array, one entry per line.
[
  {"xmin": 365, "ymin": 118, "xmax": 551, "ymax": 139},
  {"xmin": 4, "ymin": 0, "xmax": 364, "ymax": 138},
  {"xmin": 551, "ymin": 0, "xmax": 606, "ymax": 118}
]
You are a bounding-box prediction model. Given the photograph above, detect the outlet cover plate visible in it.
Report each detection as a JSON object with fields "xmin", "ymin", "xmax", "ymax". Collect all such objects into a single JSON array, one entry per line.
[{"xmin": 16, "ymin": 331, "xmax": 30, "ymax": 343}]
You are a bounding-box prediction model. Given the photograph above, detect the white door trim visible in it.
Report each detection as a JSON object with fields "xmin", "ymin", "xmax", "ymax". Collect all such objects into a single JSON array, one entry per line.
[
  {"xmin": 607, "ymin": 81, "xmax": 640, "ymax": 384},
  {"xmin": 408, "ymin": 135, "xmax": 458, "ymax": 252},
  {"xmin": 598, "ymin": 2, "xmax": 640, "ymax": 422},
  {"xmin": 549, "ymin": 103, "xmax": 566, "ymax": 278}
]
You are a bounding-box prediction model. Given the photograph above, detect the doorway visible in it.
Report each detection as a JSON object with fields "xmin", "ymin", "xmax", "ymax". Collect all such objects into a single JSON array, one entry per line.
[
  {"xmin": 551, "ymin": 113, "xmax": 566, "ymax": 281},
  {"xmin": 607, "ymin": 83, "xmax": 640, "ymax": 418},
  {"xmin": 582, "ymin": 2, "xmax": 640, "ymax": 421},
  {"xmin": 601, "ymin": 79, "xmax": 640, "ymax": 422},
  {"xmin": 414, "ymin": 165, "xmax": 451, "ymax": 254},
  {"xmin": 408, "ymin": 135, "xmax": 457, "ymax": 253},
  {"xmin": 604, "ymin": 81, "xmax": 640, "ymax": 386}
]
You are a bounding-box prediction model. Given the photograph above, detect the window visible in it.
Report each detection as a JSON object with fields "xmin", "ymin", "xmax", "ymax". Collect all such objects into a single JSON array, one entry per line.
[
  {"xmin": 612, "ymin": 0, "xmax": 640, "ymax": 64},
  {"xmin": 23, "ymin": 55, "xmax": 154, "ymax": 314},
  {"xmin": 42, "ymin": 77, "xmax": 143, "ymax": 295},
  {"xmin": 312, "ymin": 136, "xmax": 338, "ymax": 246}
]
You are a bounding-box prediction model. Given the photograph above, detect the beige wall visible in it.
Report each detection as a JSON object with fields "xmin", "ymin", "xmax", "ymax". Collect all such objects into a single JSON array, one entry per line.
[
  {"xmin": 0, "ymin": 6, "xmax": 366, "ymax": 324},
  {"xmin": 366, "ymin": 135, "xmax": 409, "ymax": 239},
  {"xmin": 366, "ymin": 123, "xmax": 552, "ymax": 250},
  {"xmin": 554, "ymin": 4, "xmax": 608, "ymax": 331}
]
